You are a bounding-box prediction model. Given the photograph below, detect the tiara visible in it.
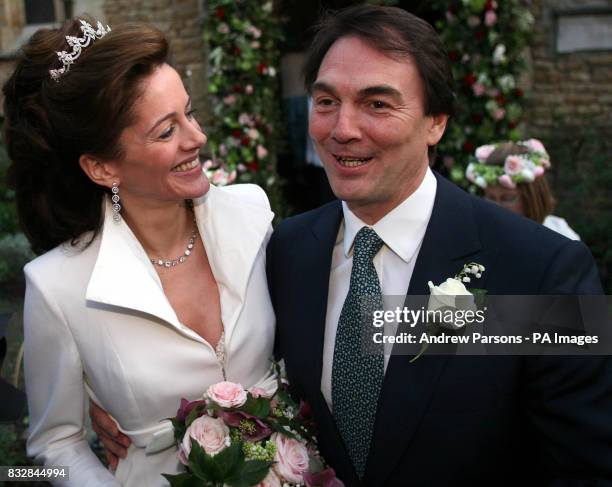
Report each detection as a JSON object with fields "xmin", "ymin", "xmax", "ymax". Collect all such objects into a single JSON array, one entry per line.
[
  {"xmin": 465, "ymin": 139, "xmax": 551, "ymax": 189},
  {"xmin": 49, "ymin": 19, "xmax": 111, "ymax": 81}
]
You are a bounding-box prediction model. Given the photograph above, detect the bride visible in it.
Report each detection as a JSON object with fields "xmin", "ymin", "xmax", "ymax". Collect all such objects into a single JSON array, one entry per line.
[{"xmin": 6, "ymin": 18, "xmax": 275, "ymax": 486}]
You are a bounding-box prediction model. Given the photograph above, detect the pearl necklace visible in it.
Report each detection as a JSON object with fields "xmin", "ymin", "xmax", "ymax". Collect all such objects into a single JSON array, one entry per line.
[{"xmin": 149, "ymin": 216, "xmax": 198, "ymax": 269}]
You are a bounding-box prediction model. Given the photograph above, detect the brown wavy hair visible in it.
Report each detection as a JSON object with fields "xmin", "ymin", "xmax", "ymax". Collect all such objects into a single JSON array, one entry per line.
[
  {"xmin": 486, "ymin": 142, "xmax": 555, "ymax": 223},
  {"xmin": 3, "ymin": 17, "xmax": 168, "ymax": 254}
]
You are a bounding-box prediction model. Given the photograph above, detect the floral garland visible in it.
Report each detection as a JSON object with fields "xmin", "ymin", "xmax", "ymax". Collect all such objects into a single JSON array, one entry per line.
[
  {"xmin": 204, "ymin": 0, "xmax": 284, "ymax": 201},
  {"xmin": 430, "ymin": 0, "xmax": 534, "ymax": 189},
  {"xmin": 465, "ymin": 138, "xmax": 550, "ymax": 189}
]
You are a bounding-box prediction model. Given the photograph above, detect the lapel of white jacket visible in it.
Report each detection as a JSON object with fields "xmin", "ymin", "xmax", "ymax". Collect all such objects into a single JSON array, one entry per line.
[
  {"xmin": 194, "ymin": 185, "xmax": 273, "ymax": 344},
  {"xmin": 86, "ymin": 186, "xmax": 273, "ymax": 343}
]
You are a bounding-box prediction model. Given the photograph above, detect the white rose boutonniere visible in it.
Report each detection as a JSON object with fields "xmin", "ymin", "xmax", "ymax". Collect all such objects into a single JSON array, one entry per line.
[{"xmin": 410, "ymin": 263, "xmax": 486, "ymax": 363}]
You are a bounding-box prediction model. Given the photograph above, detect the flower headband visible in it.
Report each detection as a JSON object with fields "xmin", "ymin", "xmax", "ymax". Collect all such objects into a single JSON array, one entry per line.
[
  {"xmin": 465, "ymin": 138, "xmax": 551, "ymax": 189},
  {"xmin": 49, "ymin": 19, "xmax": 111, "ymax": 81}
]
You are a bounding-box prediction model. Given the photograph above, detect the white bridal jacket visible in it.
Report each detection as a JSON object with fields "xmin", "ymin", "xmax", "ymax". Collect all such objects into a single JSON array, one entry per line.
[{"xmin": 24, "ymin": 184, "xmax": 276, "ymax": 486}]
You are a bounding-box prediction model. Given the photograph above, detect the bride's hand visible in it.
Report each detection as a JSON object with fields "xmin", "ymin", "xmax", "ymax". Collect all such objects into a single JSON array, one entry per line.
[{"xmin": 89, "ymin": 400, "xmax": 131, "ymax": 470}]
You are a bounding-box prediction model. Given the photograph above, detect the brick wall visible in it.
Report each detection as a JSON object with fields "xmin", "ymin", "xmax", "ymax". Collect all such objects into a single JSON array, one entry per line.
[{"xmin": 526, "ymin": 0, "xmax": 612, "ymax": 137}]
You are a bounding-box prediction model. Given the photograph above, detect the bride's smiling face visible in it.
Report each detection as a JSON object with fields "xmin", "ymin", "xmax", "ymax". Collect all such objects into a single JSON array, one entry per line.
[{"xmin": 109, "ymin": 63, "xmax": 209, "ymax": 207}]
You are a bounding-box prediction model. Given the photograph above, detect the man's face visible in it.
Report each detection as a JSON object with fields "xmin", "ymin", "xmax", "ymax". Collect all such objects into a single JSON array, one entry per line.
[{"xmin": 309, "ymin": 35, "xmax": 447, "ymax": 223}]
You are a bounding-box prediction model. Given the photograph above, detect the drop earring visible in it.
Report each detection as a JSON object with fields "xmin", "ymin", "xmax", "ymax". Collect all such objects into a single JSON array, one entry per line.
[{"xmin": 111, "ymin": 182, "xmax": 121, "ymax": 223}]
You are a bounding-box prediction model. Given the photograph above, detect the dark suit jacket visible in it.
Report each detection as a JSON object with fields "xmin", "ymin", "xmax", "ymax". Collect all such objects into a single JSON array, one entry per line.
[{"xmin": 267, "ymin": 172, "xmax": 612, "ymax": 486}]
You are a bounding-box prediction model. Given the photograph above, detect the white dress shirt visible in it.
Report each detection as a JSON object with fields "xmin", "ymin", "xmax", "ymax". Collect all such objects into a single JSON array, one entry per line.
[{"xmin": 321, "ymin": 168, "xmax": 437, "ymax": 410}]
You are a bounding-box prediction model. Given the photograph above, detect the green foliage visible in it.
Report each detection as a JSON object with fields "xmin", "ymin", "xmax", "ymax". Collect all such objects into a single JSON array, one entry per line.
[
  {"xmin": 429, "ymin": 0, "xmax": 533, "ymax": 185},
  {"xmin": 205, "ymin": 0, "xmax": 288, "ymax": 218},
  {"xmin": 0, "ymin": 233, "xmax": 34, "ymax": 292},
  {"xmin": 0, "ymin": 126, "xmax": 19, "ymax": 236},
  {"xmin": 163, "ymin": 440, "xmax": 271, "ymax": 487},
  {"xmin": 0, "ymin": 425, "xmax": 26, "ymax": 466}
]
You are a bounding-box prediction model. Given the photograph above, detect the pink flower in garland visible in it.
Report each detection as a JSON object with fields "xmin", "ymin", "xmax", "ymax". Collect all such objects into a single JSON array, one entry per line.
[
  {"xmin": 257, "ymin": 144, "xmax": 268, "ymax": 159},
  {"xmin": 472, "ymin": 83, "xmax": 486, "ymax": 96},
  {"xmin": 498, "ymin": 174, "xmax": 516, "ymax": 189},
  {"xmin": 485, "ymin": 10, "xmax": 497, "ymax": 27}
]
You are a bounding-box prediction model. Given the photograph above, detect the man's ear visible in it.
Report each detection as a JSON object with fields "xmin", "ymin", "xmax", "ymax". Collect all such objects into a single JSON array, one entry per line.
[
  {"xmin": 426, "ymin": 113, "xmax": 449, "ymax": 146},
  {"xmin": 79, "ymin": 155, "xmax": 118, "ymax": 189}
]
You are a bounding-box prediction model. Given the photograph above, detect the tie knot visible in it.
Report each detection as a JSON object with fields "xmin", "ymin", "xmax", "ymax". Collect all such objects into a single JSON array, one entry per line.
[{"xmin": 353, "ymin": 227, "xmax": 383, "ymax": 261}]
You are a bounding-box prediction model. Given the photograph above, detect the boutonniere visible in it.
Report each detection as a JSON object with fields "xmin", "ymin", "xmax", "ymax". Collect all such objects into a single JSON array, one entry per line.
[{"xmin": 410, "ymin": 263, "xmax": 486, "ymax": 363}]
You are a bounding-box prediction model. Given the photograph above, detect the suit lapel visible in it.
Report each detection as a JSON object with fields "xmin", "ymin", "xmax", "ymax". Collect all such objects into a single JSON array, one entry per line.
[
  {"xmin": 291, "ymin": 202, "xmax": 342, "ymax": 394},
  {"xmin": 284, "ymin": 202, "xmax": 361, "ymax": 485},
  {"xmin": 363, "ymin": 173, "xmax": 486, "ymax": 486}
]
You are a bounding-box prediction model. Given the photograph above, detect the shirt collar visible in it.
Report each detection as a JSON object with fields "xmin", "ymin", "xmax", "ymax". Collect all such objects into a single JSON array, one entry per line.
[{"xmin": 342, "ymin": 167, "xmax": 437, "ymax": 263}]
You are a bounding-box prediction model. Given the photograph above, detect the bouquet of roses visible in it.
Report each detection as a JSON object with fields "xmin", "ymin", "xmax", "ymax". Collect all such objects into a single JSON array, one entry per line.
[{"xmin": 163, "ymin": 368, "xmax": 343, "ymax": 487}]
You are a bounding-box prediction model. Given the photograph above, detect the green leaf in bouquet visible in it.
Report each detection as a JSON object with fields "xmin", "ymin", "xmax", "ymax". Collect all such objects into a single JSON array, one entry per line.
[
  {"xmin": 170, "ymin": 417, "xmax": 187, "ymax": 443},
  {"xmin": 161, "ymin": 472, "xmax": 203, "ymax": 487},
  {"xmin": 188, "ymin": 438, "xmax": 223, "ymax": 482},
  {"xmin": 267, "ymin": 417, "xmax": 301, "ymax": 440},
  {"xmin": 241, "ymin": 395, "xmax": 270, "ymax": 418},
  {"xmin": 225, "ymin": 459, "xmax": 272, "ymax": 487},
  {"xmin": 214, "ymin": 441, "xmax": 245, "ymax": 478}
]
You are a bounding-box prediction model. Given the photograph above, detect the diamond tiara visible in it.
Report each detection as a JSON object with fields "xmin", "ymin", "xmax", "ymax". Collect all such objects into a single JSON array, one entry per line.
[{"xmin": 49, "ymin": 19, "xmax": 112, "ymax": 81}]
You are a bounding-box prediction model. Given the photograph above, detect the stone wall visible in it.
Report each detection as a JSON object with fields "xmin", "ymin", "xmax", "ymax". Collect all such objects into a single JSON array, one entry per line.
[{"xmin": 102, "ymin": 0, "xmax": 209, "ymax": 124}]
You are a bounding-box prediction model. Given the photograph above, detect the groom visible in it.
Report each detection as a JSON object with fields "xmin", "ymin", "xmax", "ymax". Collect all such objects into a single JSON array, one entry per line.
[
  {"xmin": 266, "ymin": 5, "xmax": 612, "ymax": 486},
  {"xmin": 93, "ymin": 5, "xmax": 612, "ymax": 485}
]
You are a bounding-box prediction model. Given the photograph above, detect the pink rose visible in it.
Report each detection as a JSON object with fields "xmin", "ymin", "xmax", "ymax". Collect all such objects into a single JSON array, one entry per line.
[
  {"xmin": 533, "ymin": 166, "xmax": 545, "ymax": 177},
  {"xmin": 272, "ymin": 433, "xmax": 309, "ymax": 483},
  {"xmin": 475, "ymin": 144, "xmax": 496, "ymax": 162},
  {"xmin": 494, "ymin": 108, "xmax": 506, "ymax": 120},
  {"xmin": 245, "ymin": 84, "xmax": 254, "ymax": 94},
  {"xmin": 207, "ymin": 381, "xmax": 248, "ymax": 408},
  {"xmin": 523, "ymin": 138, "xmax": 546, "ymax": 154},
  {"xmin": 498, "ymin": 174, "xmax": 516, "ymax": 189},
  {"xmin": 504, "ymin": 155, "xmax": 525, "ymax": 175},
  {"xmin": 256, "ymin": 470, "xmax": 282, "ymax": 487},
  {"xmin": 180, "ymin": 416, "xmax": 230, "ymax": 464},
  {"xmin": 485, "ymin": 10, "xmax": 497, "ymax": 27},
  {"xmin": 248, "ymin": 385, "xmax": 275, "ymax": 398}
]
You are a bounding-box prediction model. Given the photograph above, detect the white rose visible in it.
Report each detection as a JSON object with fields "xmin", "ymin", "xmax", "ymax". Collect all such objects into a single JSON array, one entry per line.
[
  {"xmin": 428, "ymin": 278, "xmax": 475, "ymax": 329},
  {"xmin": 180, "ymin": 416, "xmax": 230, "ymax": 462},
  {"xmin": 493, "ymin": 44, "xmax": 507, "ymax": 64},
  {"xmin": 521, "ymin": 168, "xmax": 535, "ymax": 182},
  {"xmin": 475, "ymin": 176, "xmax": 487, "ymax": 189}
]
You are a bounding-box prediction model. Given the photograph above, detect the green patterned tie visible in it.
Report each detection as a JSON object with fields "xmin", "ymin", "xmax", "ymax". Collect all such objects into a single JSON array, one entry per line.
[{"xmin": 332, "ymin": 226, "xmax": 384, "ymax": 479}]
